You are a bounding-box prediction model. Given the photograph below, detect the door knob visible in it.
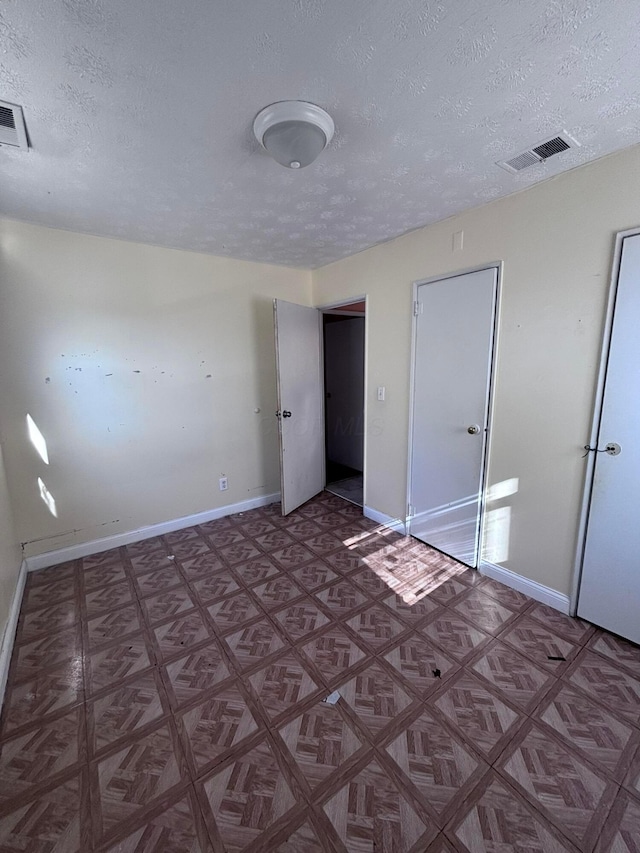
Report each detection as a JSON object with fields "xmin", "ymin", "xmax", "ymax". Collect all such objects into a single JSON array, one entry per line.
[
  {"xmin": 282, "ymin": 410, "xmax": 292, "ymax": 418},
  {"xmin": 467, "ymin": 424, "xmax": 481, "ymax": 435}
]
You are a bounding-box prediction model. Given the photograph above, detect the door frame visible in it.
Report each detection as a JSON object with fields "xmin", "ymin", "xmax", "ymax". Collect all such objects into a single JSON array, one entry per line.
[
  {"xmin": 406, "ymin": 263, "xmax": 502, "ymax": 563},
  {"xmin": 571, "ymin": 226, "xmax": 640, "ymax": 615},
  {"xmin": 315, "ymin": 295, "xmax": 368, "ymax": 505}
]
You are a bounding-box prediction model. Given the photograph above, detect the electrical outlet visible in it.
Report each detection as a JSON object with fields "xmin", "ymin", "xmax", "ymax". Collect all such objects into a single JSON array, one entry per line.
[{"xmin": 219, "ymin": 476, "xmax": 228, "ymax": 491}]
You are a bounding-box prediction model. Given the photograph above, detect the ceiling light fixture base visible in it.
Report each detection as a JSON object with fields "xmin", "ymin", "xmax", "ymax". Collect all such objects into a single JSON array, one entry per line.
[{"xmin": 253, "ymin": 100, "xmax": 335, "ymax": 169}]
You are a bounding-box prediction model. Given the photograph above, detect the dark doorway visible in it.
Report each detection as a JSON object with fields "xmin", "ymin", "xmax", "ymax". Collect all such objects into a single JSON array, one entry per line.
[{"xmin": 323, "ymin": 306, "xmax": 365, "ymax": 507}]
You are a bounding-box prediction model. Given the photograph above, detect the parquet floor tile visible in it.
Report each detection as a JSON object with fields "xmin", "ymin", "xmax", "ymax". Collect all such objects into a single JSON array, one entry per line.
[{"xmin": 0, "ymin": 492, "xmax": 637, "ymax": 851}]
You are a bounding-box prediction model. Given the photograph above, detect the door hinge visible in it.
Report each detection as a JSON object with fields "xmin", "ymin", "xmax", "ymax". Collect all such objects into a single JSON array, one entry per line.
[
  {"xmin": 407, "ymin": 503, "xmax": 414, "ymax": 518},
  {"xmin": 413, "ymin": 301, "xmax": 422, "ymax": 316}
]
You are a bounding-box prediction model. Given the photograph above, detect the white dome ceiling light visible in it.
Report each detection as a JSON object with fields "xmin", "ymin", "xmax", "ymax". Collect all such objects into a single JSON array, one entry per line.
[{"xmin": 253, "ymin": 101, "xmax": 335, "ymax": 170}]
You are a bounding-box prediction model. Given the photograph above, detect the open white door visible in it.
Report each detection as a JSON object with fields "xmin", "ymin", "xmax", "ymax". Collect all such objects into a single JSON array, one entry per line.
[
  {"xmin": 274, "ymin": 299, "xmax": 324, "ymax": 515},
  {"xmin": 578, "ymin": 232, "xmax": 640, "ymax": 643},
  {"xmin": 409, "ymin": 268, "xmax": 497, "ymax": 567}
]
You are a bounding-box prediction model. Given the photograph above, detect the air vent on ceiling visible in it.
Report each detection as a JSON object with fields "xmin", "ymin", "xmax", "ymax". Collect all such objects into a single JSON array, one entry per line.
[
  {"xmin": 0, "ymin": 100, "xmax": 29, "ymax": 150},
  {"xmin": 497, "ymin": 131, "xmax": 578, "ymax": 174}
]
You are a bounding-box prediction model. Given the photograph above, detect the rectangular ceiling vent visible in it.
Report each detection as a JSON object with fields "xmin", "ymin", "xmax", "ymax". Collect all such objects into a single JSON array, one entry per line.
[
  {"xmin": 497, "ymin": 131, "xmax": 578, "ymax": 174},
  {"xmin": 0, "ymin": 100, "xmax": 29, "ymax": 150}
]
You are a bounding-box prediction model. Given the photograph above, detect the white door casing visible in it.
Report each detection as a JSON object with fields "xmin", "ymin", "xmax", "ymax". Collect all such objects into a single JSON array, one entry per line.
[
  {"xmin": 273, "ymin": 299, "xmax": 325, "ymax": 515},
  {"xmin": 409, "ymin": 267, "xmax": 498, "ymax": 567},
  {"xmin": 577, "ymin": 232, "xmax": 640, "ymax": 643}
]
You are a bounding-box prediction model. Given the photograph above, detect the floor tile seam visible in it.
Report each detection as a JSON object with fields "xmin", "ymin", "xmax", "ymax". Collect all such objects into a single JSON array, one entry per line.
[
  {"xmin": 417, "ymin": 621, "xmax": 495, "ymax": 669},
  {"xmin": 239, "ymin": 637, "xmax": 329, "ymax": 696},
  {"xmin": 303, "ymin": 649, "xmax": 377, "ymax": 695},
  {"xmin": 525, "ymin": 708, "xmax": 640, "ymax": 787},
  {"xmin": 575, "ymin": 641, "xmax": 640, "ymax": 683},
  {"xmin": 370, "ymin": 742, "xmax": 472, "ymax": 834},
  {"xmin": 177, "ymin": 715, "xmax": 268, "ymax": 787},
  {"xmin": 379, "ymin": 661, "xmax": 462, "ymax": 708},
  {"xmin": 457, "ymin": 659, "xmax": 559, "ymax": 718},
  {"xmin": 411, "ymin": 677, "xmax": 528, "ymax": 762},
  {"xmin": 190, "ymin": 723, "xmax": 316, "ymax": 810},
  {"xmin": 0, "ymin": 691, "xmax": 90, "ymax": 749},
  {"xmin": 305, "ymin": 744, "xmax": 380, "ymax": 809},
  {"xmin": 497, "ymin": 632, "xmax": 581, "ymax": 678},
  {"xmin": 331, "ymin": 605, "xmax": 412, "ymax": 654},
  {"xmin": 219, "ymin": 634, "xmax": 297, "ymax": 683},
  {"xmin": 440, "ymin": 769, "xmax": 585, "ymax": 853},
  {"xmin": 184, "ymin": 564, "xmax": 258, "ymax": 591},
  {"xmin": 559, "ymin": 657, "xmax": 640, "ymax": 732},
  {"xmin": 81, "ymin": 599, "xmax": 145, "ymax": 651},
  {"xmin": 0, "ymin": 759, "xmax": 89, "ymax": 821},
  {"xmin": 87, "ymin": 705, "xmax": 177, "ymax": 765},
  {"xmin": 499, "ymin": 609, "xmax": 586, "ymax": 652},
  {"xmin": 463, "ymin": 632, "xmax": 561, "ymax": 680},
  {"xmin": 0, "ymin": 720, "xmax": 89, "ymax": 813},
  {"xmin": 268, "ymin": 587, "xmax": 340, "ymax": 622},
  {"xmin": 239, "ymin": 590, "xmax": 318, "ymax": 643},
  {"xmin": 157, "ymin": 663, "xmax": 238, "ymax": 718},
  {"xmin": 12, "ymin": 619, "xmax": 84, "ymax": 649},
  {"xmin": 495, "ymin": 759, "xmax": 621, "ymax": 853},
  {"xmin": 621, "ymin": 776, "xmax": 640, "ymax": 804},
  {"xmin": 260, "ymin": 804, "xmax": 341, "ymax": 853},
  {"xmin": 90, "ymin": 774, "xmax": 194, "ymax": 850},
  {"xmin": 11, "ymin": 642, "xmax": 85, "ymax": 688},
  {"xmin": 90, "ymin": 781, "xmax": 206, "ymax": 853},
  {"xmin": 243, "ymin": 667, "xmax": 328, "ymax": 728},
  {"xmin": 445, "ymin": 659, "xmax": 531, "ymax": 714},
  {"xmin": 374, "ymin": 695, "xmax": 494, "ymax": 771},
  {"xmin": 84, "ymin": 621, "xmax": 152, "ymax": 659},
  {"xmin": 151, "ymin": 605, "xmax": 226, "ymax": 666},
  {"xmin": 84, "ymin": 594, "xmax": 140, "ymax": 623},
  {"xmin": 20, "ymin": 590, "xmax": 78, "ymax": 615},
  {"xmin": 139, "ymin": 597, "xmax": 206, "ymax": 632},
  {"xmin": 208, "ymin": 600, "xmax": 293, "ymax": 649},
  {"xmin": 525, "ymin": 611, "xmax": 598, "ymax": 647},
  {"xmin": 490, "ymin": 719, "xmax": 622, "ymax": 836},
  {"xmin": 84, "ymin": 646, "xmax": 160, "ymax": 700},
  {"xmin": 588, "ymin": 788, "xmax": 630, "ymax": 853},
  {"xmin": 371, "ymin": 645, "xmax": 458, "ymax": 703}
]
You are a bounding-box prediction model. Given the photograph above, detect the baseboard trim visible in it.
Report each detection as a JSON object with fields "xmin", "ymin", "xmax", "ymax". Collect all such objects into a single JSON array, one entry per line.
[
  {"xmin": 363, "ymin": 505, "xmax": 407, "ymax": 535},
  {"xmin": 25, "ymin": 493, "xmax": 281, "ymax": 572},
  {"xmin": 479, "ymin": 560, "xmax": 570, "ymax": 614},
  {"xmin": 0, "ymin": 560, "xmax": 27, "ymax": 710}
]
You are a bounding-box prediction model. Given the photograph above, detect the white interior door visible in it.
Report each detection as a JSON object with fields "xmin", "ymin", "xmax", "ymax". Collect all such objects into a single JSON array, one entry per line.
[
  {"xmin": 409, "ymin": 268, "xmax": 497, "ymax": 567},
  {"xmin": 578, "ymin": 233, "xmax": 640, "ymax": 644},
  {"xmin": 274, "ymin": 299, "xmax": 324, "ymax": 515}
]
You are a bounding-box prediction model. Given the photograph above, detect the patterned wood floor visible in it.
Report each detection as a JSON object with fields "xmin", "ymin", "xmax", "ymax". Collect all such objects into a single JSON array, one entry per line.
[{"xmin": 1, "ymin": 491, "xmax": 639, "ymax": 852}]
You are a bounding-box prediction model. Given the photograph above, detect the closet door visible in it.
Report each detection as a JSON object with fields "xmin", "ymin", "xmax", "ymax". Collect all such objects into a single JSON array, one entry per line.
[
  {"xmin": 578, "ymin": 233, "xmax": 640, "ymax": 643},
  {"xmin": 409, "ymin": 267, "xmax": 498, "ymax": 567}
]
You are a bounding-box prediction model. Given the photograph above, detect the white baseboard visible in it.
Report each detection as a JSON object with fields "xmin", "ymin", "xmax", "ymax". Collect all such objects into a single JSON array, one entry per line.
[
  {"xmin": 363, "ymin": 505, "xmax": 407, "ymax": 535},
  {"xmin": 0, "ymin": 560, "xmax": 27, "ymax": 710},
  {"xmin": 479, "ymin": 560, "xmax": 570, "ymax": 614},
  {"xmin": 25, "ymin": 493, "xmax": 281, "ymax": 573}
]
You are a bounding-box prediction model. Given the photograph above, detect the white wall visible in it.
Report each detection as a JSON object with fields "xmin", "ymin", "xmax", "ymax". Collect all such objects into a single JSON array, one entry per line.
[
  {"xmin": 312, "ymin": 144, "xmax": 640, "ymax": 597},
  {"xmin": 0, "ymin": 219, "xmax": 311, "ymax": 556}
]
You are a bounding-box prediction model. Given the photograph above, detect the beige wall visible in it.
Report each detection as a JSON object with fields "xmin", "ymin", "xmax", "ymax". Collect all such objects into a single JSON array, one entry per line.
[
  {"xmin": 0, "ymin": 219, "xmax": 311, "ymax": 556},
  {"xmin": 0, "ymin": 442, "xmax": 21, "ymax": 634},
  {"xmin": 312, "ymin": 144, "xmax": 640, "ymax": 597}
]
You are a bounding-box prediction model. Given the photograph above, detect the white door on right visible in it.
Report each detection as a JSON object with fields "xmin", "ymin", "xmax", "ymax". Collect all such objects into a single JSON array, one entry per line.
[
  {"xmin": 578, "ymin": 233, "xmax": 640, "ymax": 644},
  {"xmin": 409, "ymin": 268, "xmax": 497, "ymax": 567}
]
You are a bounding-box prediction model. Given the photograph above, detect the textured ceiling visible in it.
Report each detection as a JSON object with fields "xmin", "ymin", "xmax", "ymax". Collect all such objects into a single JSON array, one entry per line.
[{"xmin": 1, "ymin": 0, "xmax": 640, "ymax": 268}]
